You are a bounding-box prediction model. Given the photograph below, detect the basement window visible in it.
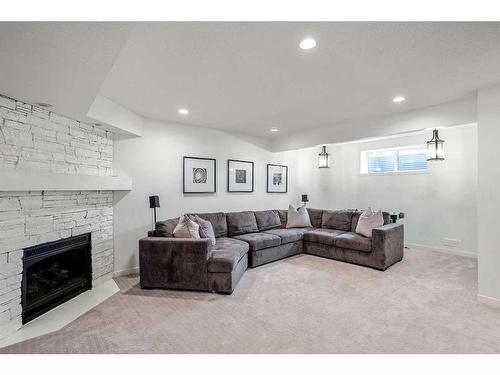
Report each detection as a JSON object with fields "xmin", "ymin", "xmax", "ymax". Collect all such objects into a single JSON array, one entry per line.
[{"xmin": 360, "ymin": 146, "xmax": 428, "ymax": 174}]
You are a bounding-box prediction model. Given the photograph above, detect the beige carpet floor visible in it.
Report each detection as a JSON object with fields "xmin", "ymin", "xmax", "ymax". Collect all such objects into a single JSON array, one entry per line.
[{"xmin": 2, "ymin": 249, "xmax": 500, "ymax": 354}]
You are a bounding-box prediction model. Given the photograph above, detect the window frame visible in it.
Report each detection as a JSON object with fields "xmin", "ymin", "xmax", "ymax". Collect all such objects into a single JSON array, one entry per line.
[{"xmin": 360, "ymin": 145, "xmax": 429, "ymax": 176}]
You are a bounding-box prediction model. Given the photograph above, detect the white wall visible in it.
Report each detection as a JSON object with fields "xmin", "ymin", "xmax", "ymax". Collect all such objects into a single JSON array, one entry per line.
[
  {"xmin": 113, "ymin": 120, "xmax": 298, "ymax": 273},
  {"xmin": 290, "ymin": 125, "xmax": 478, "ymax": 255},
  {"xmin": 477, "ymin": 85, "xmax": 500, "ymax": 302},
  {"xmin": 114, "ymin": 119, "xmax": 477, "ymax": 274},
  {"xmin": 87, "ymin": 95, "xmax": 144, "ymax": 138}
]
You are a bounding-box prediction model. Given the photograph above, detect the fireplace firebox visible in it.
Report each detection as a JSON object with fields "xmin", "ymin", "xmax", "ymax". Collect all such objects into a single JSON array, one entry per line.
[{"xmin": 22, "ymin": 233, "xmax": 92, "ymax": 324}]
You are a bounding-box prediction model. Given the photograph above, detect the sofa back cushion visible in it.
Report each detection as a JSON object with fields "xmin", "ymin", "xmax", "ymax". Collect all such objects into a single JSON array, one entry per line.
[
  {"xmin": 155, "ymin": 217, "xmax": 179, "ymax": 237},
  {"xmin": 382, "ymin": 212, "xmax": 390, "ymax": 225},
  {"xmin": 351, "ymin": 211, "xmax": 362, "ymax": 232},
  {"xmin": 226, "ymin": 211, "xmax": 259, "ymax": 236},
  {"xmin": 306, "ymin": 208, "xmax": 323, "ymax": 228},
  {"xmin": 187, "ymin": 212, "xmax": 227, "ymax": 238},
  {"xmin": 322, "ymin": 209, "xmax": 355, "ymax": 231},
  {"xmin": 254, "ymin": 210, "xmax": 282, "ymax": 231},
  {"xmin": 277, "ymin": 209, "xmax": 288, "ymax": 227}
]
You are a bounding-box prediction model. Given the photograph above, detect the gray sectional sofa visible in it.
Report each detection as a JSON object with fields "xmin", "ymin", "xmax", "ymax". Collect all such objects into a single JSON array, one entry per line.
[{"xmin": 139, "ymin": 208, "xmax": 404, "ymax": 294}]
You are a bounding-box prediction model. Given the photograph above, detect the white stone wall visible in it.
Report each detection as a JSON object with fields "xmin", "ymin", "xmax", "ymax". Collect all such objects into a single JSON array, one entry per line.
[
  {"xmin": 0, "ymin": 94, "xmax": 115, "ymax": 340},
  {"xmin": 0, "ymin": 94, "xmax": 113, "ymax": 176},
  {"xmin": 0, "ymin": 191, "xmax": 114, "ymax": 337}
]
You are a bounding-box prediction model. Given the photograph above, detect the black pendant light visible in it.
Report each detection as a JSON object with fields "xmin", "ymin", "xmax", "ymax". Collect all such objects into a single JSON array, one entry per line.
[
  {"xmin": 318, "ymin": 145, "xmax": 330, "ymax": 168},
  {"xmin": 427, "ymin": 129, "xmax": 445, "ymax": 161}
]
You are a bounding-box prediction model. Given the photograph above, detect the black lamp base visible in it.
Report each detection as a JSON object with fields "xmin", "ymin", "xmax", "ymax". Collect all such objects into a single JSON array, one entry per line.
[{"xmin": 149, "ymin": 195, "xmax": 160, "ymax": 232}]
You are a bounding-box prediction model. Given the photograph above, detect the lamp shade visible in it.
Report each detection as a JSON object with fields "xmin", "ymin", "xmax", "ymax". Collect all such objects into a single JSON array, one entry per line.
[
  {"xmin": 427, "ymin": 129, "xmax": 445, "ymax": 161},
  {"xmin": 149, "ymin": 195, "xmax": 160, "ymax": 208},
  {"xmin": 318, "ymin": 145, "xmax": 330, "ymax": 168}
]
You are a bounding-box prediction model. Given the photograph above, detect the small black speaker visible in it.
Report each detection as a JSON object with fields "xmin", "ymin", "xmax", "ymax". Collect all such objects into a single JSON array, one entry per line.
[
  {"xmin": 301, "ymin": 194, "xmax": 309, "ymax": 203},
  {"xmin": 149, "ymin": 195, "xmax": 160, "ymax": 208}
]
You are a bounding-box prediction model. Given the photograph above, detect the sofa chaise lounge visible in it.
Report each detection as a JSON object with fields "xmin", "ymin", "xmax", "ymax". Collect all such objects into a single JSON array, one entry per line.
[{"xmin": 139, "ymin": 208, "xmax": 404, "ymax": 294}]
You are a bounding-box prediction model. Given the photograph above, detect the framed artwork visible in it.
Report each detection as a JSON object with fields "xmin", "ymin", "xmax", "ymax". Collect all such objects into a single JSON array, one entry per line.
[
  {"xmin": 267, "ymin": 164, "xmax": 288, "ymax": 193},
  {"xmin": 227, "ymin": 159, "xmax": 254, "ymax": 192},
  {"xmin": 183, "ymin": 156, "xmax": 216, "ymax": 193}
]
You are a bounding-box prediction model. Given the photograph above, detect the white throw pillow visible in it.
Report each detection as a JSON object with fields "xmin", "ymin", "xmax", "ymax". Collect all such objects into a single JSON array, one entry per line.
[
  {"xmin": 355, "ymin": 207, "xmax": 384, "ymax": 238},
  {"xmin": 173, "ymin": 215, "xmax": 201, "ymax": 239},
  {"xmin": 286, "ymin": 205, "xmax": 312, "ymax": 228},
  {"xmin": 189, "ymin": 215, "xmax": 216, "ymax": 245}
]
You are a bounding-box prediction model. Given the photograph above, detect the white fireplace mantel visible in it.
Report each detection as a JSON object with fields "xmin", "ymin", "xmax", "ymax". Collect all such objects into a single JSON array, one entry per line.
[{"xmin": 0, "ymin": 169, "xmax": 132, "ymax": 191}]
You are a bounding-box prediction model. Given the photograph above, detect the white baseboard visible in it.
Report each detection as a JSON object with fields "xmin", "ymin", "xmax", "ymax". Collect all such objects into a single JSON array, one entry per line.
[
  {"xmin": 406, "ymin": 243, "xmax": 477, "ymax": 258},
  {"xmin": 113, "ymin": 266, "xmax": 139, "ymax": 277},
  {"xmin": 478, "ymin": 294, "xmax": 500, "ymax": 308}
]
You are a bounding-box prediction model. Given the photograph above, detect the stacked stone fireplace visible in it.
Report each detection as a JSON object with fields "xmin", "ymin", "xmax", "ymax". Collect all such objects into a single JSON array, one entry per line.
[{"xmin": 0, "ymin": 94, "xmax": 115, "ymax": 339}]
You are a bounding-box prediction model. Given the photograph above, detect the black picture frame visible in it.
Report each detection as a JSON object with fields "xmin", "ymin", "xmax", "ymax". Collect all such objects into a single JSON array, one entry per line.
[
  {"xmin": 266, "ymin": 164, "xmax": 288, "ymax": 193},
  {"xmin": 183, "ymin": 156, "xmax": 217, "ymax": 194},
  {"xmin": 227, "ymin": 159, "xmax": 254, "ymax": 192}
]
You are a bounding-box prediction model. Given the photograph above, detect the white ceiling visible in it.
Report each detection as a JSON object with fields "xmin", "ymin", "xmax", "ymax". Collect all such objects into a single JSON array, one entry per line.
[
  {"xmin": 100, "ymin": 22, "xmax": 500, "ymax": 138},
  {"xmin": 0, "ymin": 22, "xmax": 134, "ymax": 122},
  {"xmin": 1, "ymin": 22, "xmax": 499, "ymax": 139}
]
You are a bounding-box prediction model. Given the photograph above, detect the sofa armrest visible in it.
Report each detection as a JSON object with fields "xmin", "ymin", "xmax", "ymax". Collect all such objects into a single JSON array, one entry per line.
[
  {"xmin": 372, "ymin": 223, "xmax": 404, "ymax": 270},
  {"xmin": 139, "ymin": 237, "xmax": 212, "ymax": 290}
]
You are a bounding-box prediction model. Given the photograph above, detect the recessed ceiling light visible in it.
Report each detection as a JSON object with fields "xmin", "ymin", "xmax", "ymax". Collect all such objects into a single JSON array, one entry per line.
[
  {"xmin": 34, "ymin": 102, "xmax": 52, "ymax": 109},
  {"xmin": 178, "ymin": 108, "xmax": 189, "ymax": 115},
  {"xmin": 299, "ymin": 38, "xmax": 317, "ymax": 50},
  {"xmin": 270, "ymin": 128, "xmax": 279, "ymax": 132},
  {"xmin": 392, "ymin": 96, "xmax": 406, "ymax": 103}
]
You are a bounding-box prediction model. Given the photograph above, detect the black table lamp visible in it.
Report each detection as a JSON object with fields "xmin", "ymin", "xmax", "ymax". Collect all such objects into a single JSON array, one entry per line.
[
  {"xmin": 149, "ymin": 196, "xmax": 160, "ymax": 231},
  {"xmin": 301, "ymin": 194, "xmax": 309, "ymax": 207}
]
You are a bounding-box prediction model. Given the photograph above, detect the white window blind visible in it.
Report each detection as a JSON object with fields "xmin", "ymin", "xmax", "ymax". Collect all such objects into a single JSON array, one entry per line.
[
  {"xmin": 397, "ymin": 149, "xmax": 428, "ymax": 172},
  {"xmin": 367, "ymin": 150, "xmax": 396, "ymax": 173},
  {"xmin": 361, "ymin": 146, "xmax": 427, "ymax": 174}
]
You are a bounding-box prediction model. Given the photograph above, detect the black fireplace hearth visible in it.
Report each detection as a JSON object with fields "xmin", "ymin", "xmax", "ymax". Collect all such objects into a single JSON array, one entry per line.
[{"xmin": 22, "ymin": 233, "xmax": 92, "ymax": 324}]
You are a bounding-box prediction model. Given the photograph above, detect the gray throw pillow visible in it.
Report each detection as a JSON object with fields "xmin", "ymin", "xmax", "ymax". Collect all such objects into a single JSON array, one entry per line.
[{"xmin": 190, "ymin": 215, "xmax": 216, "ymax": 245}]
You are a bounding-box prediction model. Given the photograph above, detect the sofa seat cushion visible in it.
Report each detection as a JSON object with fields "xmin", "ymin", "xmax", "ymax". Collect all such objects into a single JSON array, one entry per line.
[
  {"xmin": 303, "ymin": 228, "xmax": 347, "ymax": 246},
  {"xmin": 263, "ymin": 228, "xmax": 310, "ymax": 244},
  {"xmin": 335, "ymin": 232, "xmax": 372, "ymax": 252},
  {"xmin": 214, "ymin": 237, "xmax": 249, "ymax": 252},
  {"xmin": 208, "ymin": 238, "xmax": 249, "ymax": 273},
  {"xmin": 233, "ymin": 232, "xmax": 281, "ymax": 251}
]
